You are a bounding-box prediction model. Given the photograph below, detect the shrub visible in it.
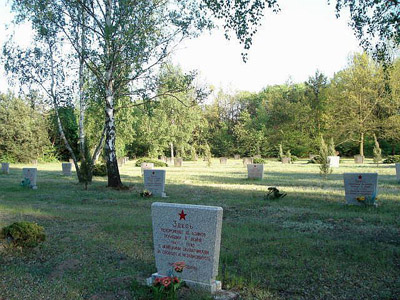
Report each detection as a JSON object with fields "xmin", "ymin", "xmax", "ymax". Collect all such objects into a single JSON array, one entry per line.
[
  {"xmin": 0, "ymin": 221, "xmax": 45, "ymax": 249},
  {"xmin": 253, "ymin": 157, "xmax": 266, "ymax": 164},
  {"xmin": 92, "ymin": 163, "xmax": 107, "ymax": 176},
  {"xmin": 135, "ymin": 158, "xmax": 168, "ymax": 167},
  {"xmin": 307, "ymin": 155, "xmax": 323, "ymax": 164},
  {"xmin": 382, "ymin": 155, "xmax": 400, "ymax": 164}
]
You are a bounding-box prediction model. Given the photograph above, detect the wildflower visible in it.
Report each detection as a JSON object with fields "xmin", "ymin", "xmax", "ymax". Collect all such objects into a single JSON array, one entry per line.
[
  {"xmin": 161, "ymin": 277, "xmax": 172, "ymax": 288},
  {"xmin": 172, "ymin": 276, "xmax": 180, "ymax": 283}
]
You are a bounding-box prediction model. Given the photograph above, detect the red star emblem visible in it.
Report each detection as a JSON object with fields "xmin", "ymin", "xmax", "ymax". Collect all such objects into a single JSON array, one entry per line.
[
  {"xmin": 178, "ymin": 210, "xmax": 187, "ymax": 220},
  {"xmin": 358, "ymin": 175, "xmax": 362, "ymax": 180}
]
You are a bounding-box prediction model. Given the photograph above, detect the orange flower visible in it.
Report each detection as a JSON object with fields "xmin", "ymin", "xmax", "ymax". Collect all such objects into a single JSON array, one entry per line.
[
  {"xmin": 161, "ymin": 277, "xmax": 172, "ymax": 288},
  {"xmin": 173, "ymin": 261, "xmax": 185, "ymax": 273}
]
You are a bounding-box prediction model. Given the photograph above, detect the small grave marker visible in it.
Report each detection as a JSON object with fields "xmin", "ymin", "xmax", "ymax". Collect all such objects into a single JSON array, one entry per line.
[
  {"xmin": 147, "ymin": 202, "xmax": 223, "ymax": 293},
  {"xmin": 219, "ymin": 157, "xmax": 227, "ymax": 165},
  {"xmin": 247, "ymin": 164, "xmax": 264, "ymax": 180},
  {"xmin": 1, "ymin": 163, "xmax": 10, "ymax": 174},
  {"xmin": 242, "ymin": 157, "xmax": 253, "ymax": 166},
  {"xmin": 343, "ymin": 173, "xmax": 378, "ymax": 206},
  {"xmin": 281, "ymin": 157, "xmax": 291, "ymax": 164},
  {"xmin": 62, "ymin": 163, "xmax": 72, "ymax": 176},
  {"xmin": 234, "ymin": 154, "xmax": 240, "ymax": 160},
  {"xmin": 396, "ymin": 163, "xmax": 400, "ymax": 183},
  {"xmin": 22, "ymin": 168, "xmax": 37, "ymax": 189},
  {"xmin": 144, "ymin": 170, "xmax": 166, "ymax": 197},
  {"xmin": 174, "ymin": 157, "xmax": 183, "ymax": 167},
  {"xmin": 141, "ymin": 162, "xmax": 154, "ymax": 175},
  {"xmin": 354, "ymin": 155, "xmax": 364, "ymax": 164},
  {"xmin": 328, "ymin": 156, "xmax": 340, "ymax": 168},
  {"xmin": 31, "ymin": 159, "xmax": 38, "ymax": 165}
]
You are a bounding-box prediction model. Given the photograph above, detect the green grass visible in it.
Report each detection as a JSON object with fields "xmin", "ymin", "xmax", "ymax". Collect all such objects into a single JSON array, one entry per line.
[{"xmin": 0, "ymin": 158, "xmax": 399, "ymax": 299}]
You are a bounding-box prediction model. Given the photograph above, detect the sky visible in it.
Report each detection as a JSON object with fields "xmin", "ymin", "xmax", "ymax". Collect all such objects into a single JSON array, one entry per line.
[{"xmin": 0, "ymin": 0, "xmax": 362, "ymax": 94}]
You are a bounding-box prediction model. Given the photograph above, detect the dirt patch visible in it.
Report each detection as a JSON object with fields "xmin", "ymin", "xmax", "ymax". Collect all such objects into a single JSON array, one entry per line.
[{"xmin": 49, "ymin": 258, "xmax": 81, "ymax": 279}]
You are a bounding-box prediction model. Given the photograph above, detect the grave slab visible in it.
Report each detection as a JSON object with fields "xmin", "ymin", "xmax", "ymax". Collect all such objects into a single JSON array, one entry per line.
[
  {"xmin": 22, "ymin": 168, "xmax": 37, "ymax": 189},
  {"xmin": 328, "ymin": 156, "xmax": 340, "ymax": 168},
  {"xmin": 1, "ymin": 162, "xmax": 9, "ymax": 174},
  {"xmin": 247, "ymin": 164, "xmax": 264, "ymax": 180},
  {"xmin": 148, "ymin": 202, "xmax": 223, "ymax": 293},
  {"xmin": 62, "ymin": 163, "xmax": 72, "ymax": 176},
  {"xmin": 343, "ymin": 173, "xmax": 378, "ymax": 206},
  {"xmin": 143, "ymin": 169, "xmax": 166, "ymax": 197}
]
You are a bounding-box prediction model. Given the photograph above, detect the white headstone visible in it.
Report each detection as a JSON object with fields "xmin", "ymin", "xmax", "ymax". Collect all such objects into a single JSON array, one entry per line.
[
  {"xmin": 343, "ymin": 173, "xmax": 378, "ymax": 206},
  {"xmin": 328, "ymin": 156, "xmax": 340, "ymax": 168},
  {"xmin": 144, "ymin": 169, "xmax": 166, "ymax": 197},
  {"xmin": 22, "ymin": 168, "xmax": 37, "ymax": 189},
  {"xmin": 148, "ymin": 202, "xmax": 223, "ymax": 293},
  {"xmin": 141, "ymin": 162, "xmax": 154, "ymax": 175},
  {"xmin": 396, "ymin": 163, "xmax": 400, "ymax": 183},
  {"xmin": 62, "ymin": 163, "xmax": 72, "ymax": 176},
  {"xmin": 1, "ymin": 163, "xmax": 10, "ymax": 174},
  {"xmin": 281, "ymin": 157, "xmax": 291, "ymax": 164},
  {"xmin": 234, "ymin": 154, "xmax": 240, "ymax": 160},
  {"xmin": 174, "ymin": 158, "xmax": 183, "ymax": 167},
  {"xmin": 247, "ymin": 164, "xmax": 264, "ymax": 180},
  {"xmin": 219, "ymin": 157, "xmax": 227, "ymax": 165},
  {"xmin": 354, "ymin": 155, "xmax": 364, "ymax": 164},
  {"xmin": 242, "ymin": 157, "xmax": 253, "ymax": 166}
]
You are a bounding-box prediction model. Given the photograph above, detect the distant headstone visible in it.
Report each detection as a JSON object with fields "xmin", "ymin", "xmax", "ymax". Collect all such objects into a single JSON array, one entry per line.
[
  {"xmin": 328, "ymin": 156, "xmax": 340, "ymax": 168},
  {"xmin": 62, "ymin": 163, "xmax": 72, "ymax": 176},
  {"xmin": 2, "ymin": 163, "xmax": 10, "ymax": 174},
  {"xmin": 396, "ymin": 164, "xmax": 400, "ymax": 183},
  {"xmin": 22, "ymin": 168, "xmax": 37, "ymax": 189},
  {"xmin": 253, "ymin": 155, "xmax": 261, "ymax": 159},
  {"xmin": 160, "ymin": 155, "xmax": 167, "ymax": 163},
  {"xmin": 124, "ymin": 156, "xmax": 129, "ymax": 163},
  {"xmin": 69, "ymin": 158, "xmax": 74, "ymax": 164},
  {"xmin": 117, "ymin": 158, "xmax": 124, "ymax": 167},
  {"xmin": 354, "ymin": 155, "xmax": 364, "ymax": 164},
  {"xmin": 234, "ymin": 154, "xmax": 240, "ymax": 160},
  {"xmin": 141, "ymin": 162, "xmax": 154, "ymax": 175},
  {"xmin": 281, "ymin": 157, "xmax": 291, "ymax": 164},
  {"xmin": 174, "ymin": 157, "xmax": 183, "ymax": 167},
  {"xmin": 144, "ymin": 170, "xmax": 166, "ymax": 197},
  {"xmin": 219, "ymin": 157, "xmax": 227, "ymax": 165},
  {"xmin": 147, "ymin": 202, "xmax": 223, "ymax": 293},
  {"xmin": 343, "ymin": 173, "xmax": 378, "ymax": 206},
  {"xmin": 242, "ymin": 157, "xmax": 253, "ymax": 166},
  {"xmin": 247, "ymin": 164, "xmax": 264, "ymax": 180},
  {"xmin": 31, "ymin": 159, "xmax": 38, "ymax": 165}
]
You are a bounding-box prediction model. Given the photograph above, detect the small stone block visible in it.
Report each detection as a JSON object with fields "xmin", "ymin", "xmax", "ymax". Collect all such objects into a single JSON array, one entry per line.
[
  {"xmin": 1, "ymin": 163, "xmax": 10, "ymax": 174},
  {"xmin": 143, "ymin": 169, "xmax": 166, "ymax": 197},
  {"xmin": 343, "ymin": 173, "xmax": 378, "ymax": 206},
  {"xmin": 62, "ymin": 163, "xmax": 72, "ymax": 176},
  {"xmin": 328, "ymin": 156, "xmax": 340, "ymax": 168},
  {"xmin": 247, "ymin": 164, "xmax": 264, "ymax": 180}
]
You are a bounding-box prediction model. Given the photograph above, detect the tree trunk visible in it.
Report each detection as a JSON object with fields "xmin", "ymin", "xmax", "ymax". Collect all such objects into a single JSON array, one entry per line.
[
  {"xmin": 360, "ymin": 132, "xmax": 364, "ymax": 157},
  {"xmin": 170, "ymin": 142, "xmax": 174, "ymax": 159},
  {"xmin": 104, "ymin": 74, "xmax": 123, "ymax": 188}
]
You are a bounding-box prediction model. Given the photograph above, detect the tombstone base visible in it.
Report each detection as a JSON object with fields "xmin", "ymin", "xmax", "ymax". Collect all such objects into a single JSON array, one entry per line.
[
  {"xmin": 147, "ymin": 273, "xmax": 222, "ymax": 294},
  {"xmin": 161, "ymin": 192, "xmax": 167, "ymax": 198}
]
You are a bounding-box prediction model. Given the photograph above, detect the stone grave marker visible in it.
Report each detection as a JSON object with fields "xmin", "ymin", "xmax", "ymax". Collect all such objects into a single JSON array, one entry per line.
[
  {"xmin": 31, "ymin": 159, "xmax": 38, "ymax": 165},
  {"xmin": 174, "ymin": 157, "xmax": 183, "ymax": 167},
  {"xmin": 2, "ymin": 163, "xmax": 10, "ymax": 174},
  {"xmin": 396, "ymin": 163, "xmax": 400, "ymax": 183},
  {"xmin": 144, "ymin": 170, "xmax": 166, "ymax": 197},
  {"xmin": 147, "ymin": 202, "xmax": 223, "ymax": 293},
  {"xmin": 69, "ymin": 158, "xmax": 74, "ymax": 164},
  {"xmin": 247, "ymin": 164, "xmax": 264, "ymax": 180},
  {"xmin": 22, "ymin": 168, "xmax": 37, "ymax": 189},
  {"xmin": 281, "ymin": 157, "xmax": 291, "ymax": 164},
  {"xmin": 343, "ymin": 173, "xmax": 378, "ymax": 206},
  {"xmin": 117, "ymin": 158, "xmax": 124, "ymax": 167},
  {"xmin": 219, "ymin": 157, "xmax": 227, "ymax": 165},
  {"xmin": 328, "ymin": 156, "xmax": 340, "ymax": 168},
  {"xmin": 242, "ymin": 157, "xmax": 253, "ymax": 166},
  {"xmin": 141, "ymin": 162, "xmax": 154, "ymax": 176},
  {"xmin": 62, "ymin": 163, "xmax": 72, "ymax": 176},
  {"xmin": 354, "ymin": 155, "xmax": 364, "ymax": 164},
  {"xmin": 234, "ymin": 154, "xmax": 240, "ymax": 160}
]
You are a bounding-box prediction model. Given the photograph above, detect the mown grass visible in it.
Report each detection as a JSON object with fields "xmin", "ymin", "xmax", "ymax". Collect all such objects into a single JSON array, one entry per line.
[{"xmin": 0, "ymin": 158, "xmax": 399, "ymax": 299}]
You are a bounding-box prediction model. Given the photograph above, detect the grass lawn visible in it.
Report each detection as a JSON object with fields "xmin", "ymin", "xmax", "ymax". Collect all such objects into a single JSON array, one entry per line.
[{"xmin": 0, "ymin": 158, "xmax": 399, "ymax": 299}]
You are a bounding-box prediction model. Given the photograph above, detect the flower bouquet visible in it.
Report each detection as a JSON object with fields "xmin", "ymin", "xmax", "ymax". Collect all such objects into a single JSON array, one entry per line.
[{"xmin": 152, "ymin": 261, "xmax": 186, "ymax": 300}]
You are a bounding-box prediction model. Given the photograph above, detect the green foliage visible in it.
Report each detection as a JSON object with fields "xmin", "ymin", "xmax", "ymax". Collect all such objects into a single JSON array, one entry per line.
[
  {"xmin": 92, "ymin": 164, "xmax": 107, "ymax": 177},
  {"xmin": 0, "ymin": 93, "xmax": 53, "ymax": 162},
  {"xmin": 253, "ymin": 157, "xmax": 266, "ymax": 164},
  {"xmin": 328, "ymin": 138, "xmax": 336, "ymax": 156},
  {"xmin": 307, "ymin": 155, "xmax": 322, "ymax": 164},
  {"xmin": 135, "ymin": 158, "xmax": 168, "ymax": 168},
  {"xmin": 319, "ymin": 136, "xmax": 332, "ymax": 178},
  {"xmin": 382, "ymin": 155, "xmax": 400, "ymax": 164},
  {"xmin": 373, "ymin": 134, "xmax": 382, "ymax": 165},
  {"xmin": 1, "ymin": 221, "xmax": 45, "ymax": 249},
  {"xmin": 278, "ymin": 144, "xmax": 284, "ymax": 160},
  {"xmin": 204, "ymin": 143, "xmax": 212, "ymax": 167}
]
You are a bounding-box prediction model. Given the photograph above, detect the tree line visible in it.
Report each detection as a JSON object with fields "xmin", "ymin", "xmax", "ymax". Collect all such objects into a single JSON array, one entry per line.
[{"xmin": 1, "ymin": 53, "xmax": 399, "ymax": 166}]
